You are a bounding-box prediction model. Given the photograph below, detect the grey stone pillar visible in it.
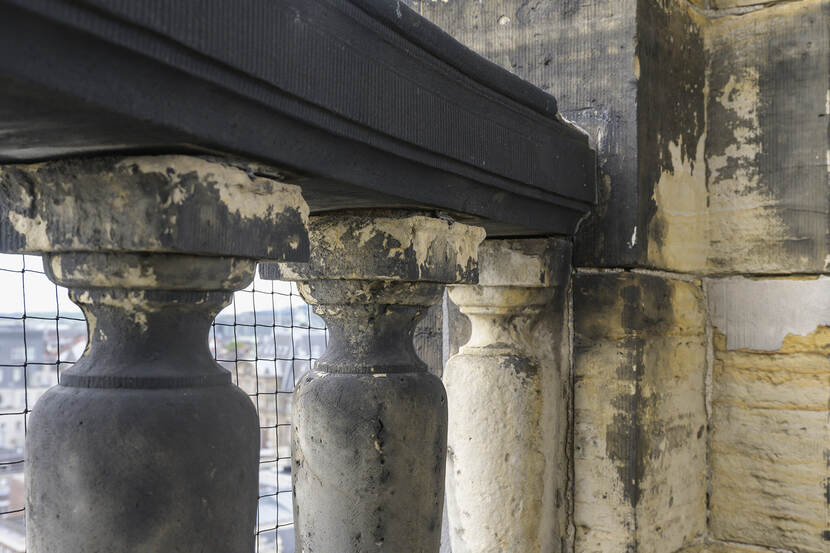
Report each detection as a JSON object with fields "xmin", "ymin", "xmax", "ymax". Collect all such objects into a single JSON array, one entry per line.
[
  {"xmin": 261, "ymin": 211, "xmax": 485, "ymax": 553},
  {"xmin": 0, "ymin": 156, "xmax": 310, "ymax": 553},
  {"xmin": 444, "ymin": 238, "xmax": 572, "ymax": 553}
]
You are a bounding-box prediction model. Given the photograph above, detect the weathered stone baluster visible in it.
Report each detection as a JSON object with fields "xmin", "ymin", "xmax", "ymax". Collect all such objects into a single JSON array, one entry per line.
[
  {"xmin": 261, "ymin": 211, "xmax": 485, "ymax": 553},
  {"xmin": 444, "ymin": 238, "xmax": 572, "ymax": 553},
  {"xmin": 0, "ymin": 156, "xmax": 310, "ymax": 553}
]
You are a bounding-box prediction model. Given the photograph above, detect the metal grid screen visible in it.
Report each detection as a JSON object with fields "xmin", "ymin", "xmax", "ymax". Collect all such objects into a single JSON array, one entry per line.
[{"xmin": 0, "ymin": 253, "xmax": 325, "ymax": 553}]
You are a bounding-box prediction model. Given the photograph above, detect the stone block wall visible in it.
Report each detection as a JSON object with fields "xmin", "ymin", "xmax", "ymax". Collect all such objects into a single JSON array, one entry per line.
[
  {"xmin": 405, "ymin": 0, "xmax": 830, "ymax": 552},
  {"xmin": 707, "ymin": 278, "xmax": 830, "ymax": 553},
  {"xmin": 573, "ymin": 273, "xmax": 707, "ymax": 553},
  {"xmin": 704, "ymin": 0, "xmax": 830, "ymax": 274}
]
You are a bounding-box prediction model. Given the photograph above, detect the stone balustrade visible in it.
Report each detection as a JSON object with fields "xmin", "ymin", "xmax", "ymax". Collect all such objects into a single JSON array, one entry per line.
[{"xmin": 0, "ymin": 156, "xmax": 576, "ymax": 553}]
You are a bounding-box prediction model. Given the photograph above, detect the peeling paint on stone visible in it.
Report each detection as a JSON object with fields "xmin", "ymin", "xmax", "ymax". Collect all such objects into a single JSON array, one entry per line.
[
  {"xmin": 0, "ymin": 156, "xmax": 310, "ymax": 261},
  {"xmin": 46, "ymin": 253, "xmax": 255, "ymax": 291},
  {"xmin": 5, "ymin": 178, "xmax": 50, "ymax": 249},
  {"xmin": 476, "ymin": 237, "xmax": 569, "ymax": 288},
  {"xmin": 118, "ymin": 156, "xmax": 309, "ymax": 224},
  {"xmin": 707, "ymin": 276, "xmax": 830, "ymax": 553},
  {"xmin": 639, "ymin": 0, "xmax": 708, "ymax": 274},
  {"xmin": 705, "ymin": 65, "xmax": 785, "ymax": 271},
  {"xmin": 704, "ymin": 1, "xmax": 830, "ymax": 273},
  {"xmin": 707, "ymin": 276, "xmax": 830, "ymax": 351},
  {"xmin": 647, "ymin": 135, "xmax": 708, "ymax": 272},
  {"xmin": 263, "ymin": 210, "xmax": 485, "ymax": 284}
]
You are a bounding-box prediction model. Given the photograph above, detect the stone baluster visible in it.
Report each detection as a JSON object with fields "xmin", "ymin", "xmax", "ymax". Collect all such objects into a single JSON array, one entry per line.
[
  {"xmin": 261, "ymin": 210, "xmax": 485, "ymax": 553},
  {"xmin": 0, "ymin": 156, "xmax": 310, "ymax": 553},
  {"xmin": 444, "ymin": 238, "xmax": 572, "ymax": 553}
]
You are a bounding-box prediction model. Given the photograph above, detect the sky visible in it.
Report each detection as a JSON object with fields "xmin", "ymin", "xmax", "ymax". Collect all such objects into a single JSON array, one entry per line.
[{"xmin": 0, "ymin": 254, "xmax": 78, "ymax": 315}]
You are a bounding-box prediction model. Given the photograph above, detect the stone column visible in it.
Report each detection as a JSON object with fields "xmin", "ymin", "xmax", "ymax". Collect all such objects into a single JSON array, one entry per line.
[
  {"xmin": 0, "ymin": 156, "xmax": 310, "ymax": 553},
  {"xmin": 261, "ymin": 211, "xmax": 485, "ymax": 553},
  {"xmin": 444, "ymin": 238, "xmax": 572, "ymax": 553}
]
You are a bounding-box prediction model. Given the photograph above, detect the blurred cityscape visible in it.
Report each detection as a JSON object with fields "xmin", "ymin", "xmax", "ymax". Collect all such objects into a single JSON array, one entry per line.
[{"xmin": 0, "ymin": 254, "xmax": 326, "ymax": 553}]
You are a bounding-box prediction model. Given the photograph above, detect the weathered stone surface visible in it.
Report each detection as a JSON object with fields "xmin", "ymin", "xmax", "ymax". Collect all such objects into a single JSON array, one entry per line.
[
  {"xmin": 414, "ymin": 302, "xmax": 444, "ymax": 376},
  {"xmin": 443, "ymin": 292, "xmax": 469, "ymax": 359},
  {"xmin": 704, "ymin": 0, "xmax": 830, "ymax": 274},
  {"xmin": 27, "ymin": 255, "xmax": 264, "ymax": 552},
  {"xmin": 707, "ymin": 277, "xmax": 830, "ymax": 553},
  {"xmin": 444, "ymin": 238, "xmax": 571, "ymax": 553},
  {"xmin": 262, "ymin": 210, "xmax": 484, "ymax": 284},
  {"xmin": 704, "ymin": 542, "xmax": 788, "ymax": 553},
  {"xmin": 262, "ymin": 211, "xmax": 485, "ymax": 553},
  {"xmin": 706, "ymin": 0, "xmax": 781, "ymax": 9},
  {"xmin": 0, "ymin": 155, "xmax": 309, "ymax": 260},
  {"xmin": 477, "ymin": 237, "xmax": 571, "ymax": 287},
  {"xmin": 638, "ymin": 0, "xmax": 708, "ymax": 274},
  {"xmin": 291, "ymin": 349, "xmax": 447, "ymax": 551},
  {"xmin": 410, "ymin": 0, "xmax": 830, "ymax": 275},
  {"xmin": 46, "ymin": 252, "xmax": 255, "ymax": 291},
  {"xmin": 298, "ymin": 279, "xmax": 446, "ymax": 375},
  {"xmin": 673, "ymin": 540, "xmax": 812, "ymax": 553},
  {"xmin": 401, "ymin": 4, "xmax": 830, "ymax": 552},
  {"xmin": 4, "ymin": 155, "xmax": 312, "ymax": 553},
  {"xmin": 573, "ymin": 272, "xmax": 707, "ymax": 553},
  {"xmin": 410, "ymin": 0, "xmax": 637, "ymax": 267},
  {"xmin": 408, "ymin": 0, "xmax": 706, "ymax": 270}
]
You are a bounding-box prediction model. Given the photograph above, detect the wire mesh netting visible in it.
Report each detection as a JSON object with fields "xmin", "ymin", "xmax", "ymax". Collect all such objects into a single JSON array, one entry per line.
[{"xmin": 0, "ymin": 253, "xmax": 325, "ymax": 553}]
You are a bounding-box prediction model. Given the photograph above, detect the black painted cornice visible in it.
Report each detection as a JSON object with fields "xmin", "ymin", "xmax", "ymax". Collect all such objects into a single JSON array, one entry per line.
[{"xmin": 0, "ymin": 0, "xmax": 595, "ymax": 236}]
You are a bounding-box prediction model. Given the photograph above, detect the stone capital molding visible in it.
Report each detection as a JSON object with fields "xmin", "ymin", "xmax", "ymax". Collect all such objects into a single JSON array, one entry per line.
[
  {"xmin": 261, "ymin": 210, "xmax": 485, "ymax": 284},
  {"xmin": 0, "ymin": 155, "xmax": 309, "ymax": 260}
]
